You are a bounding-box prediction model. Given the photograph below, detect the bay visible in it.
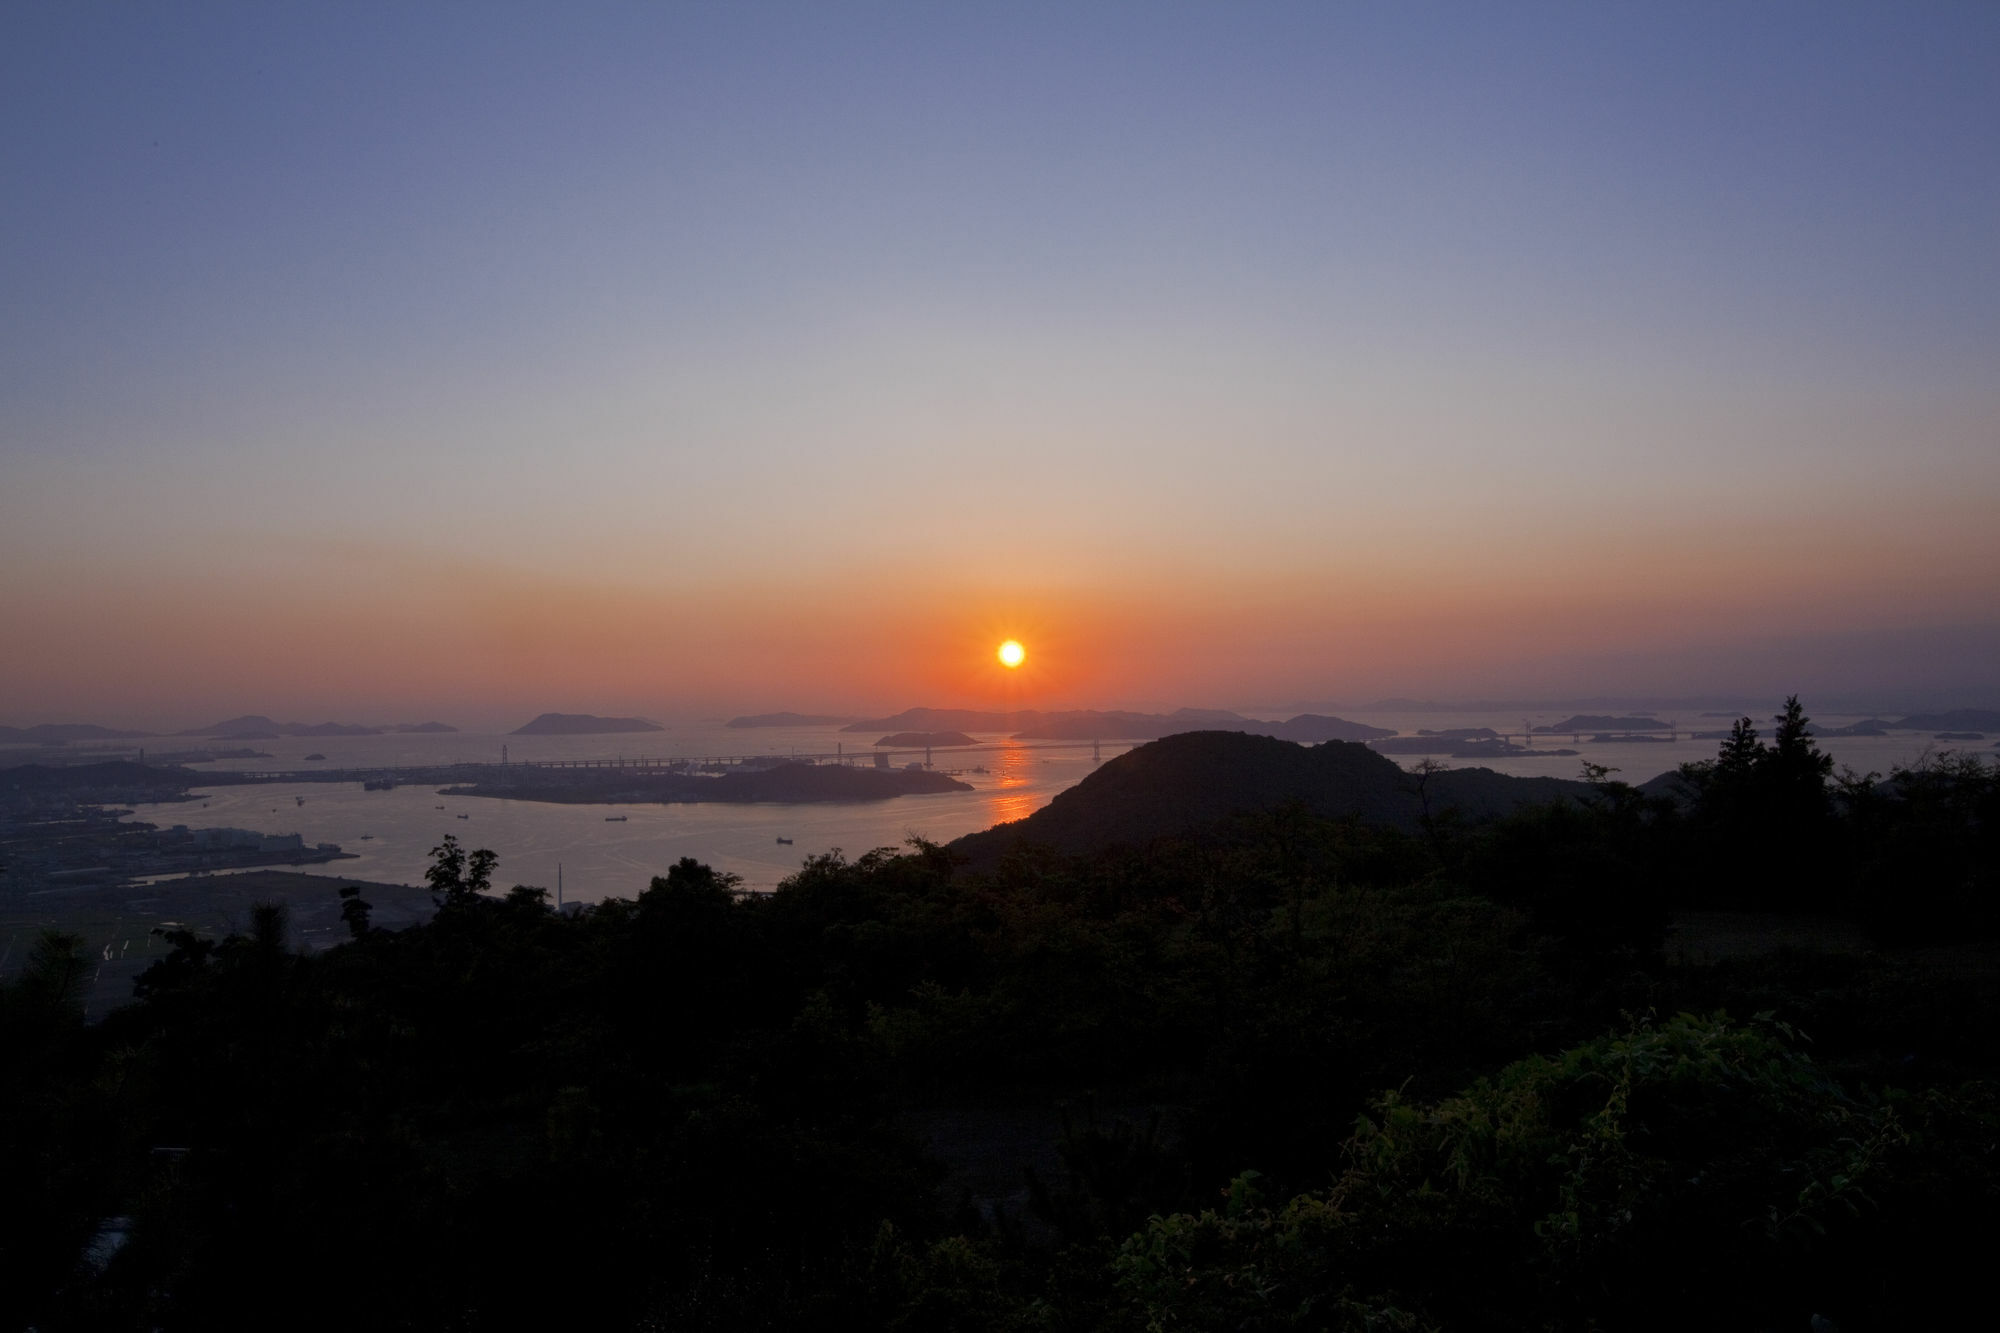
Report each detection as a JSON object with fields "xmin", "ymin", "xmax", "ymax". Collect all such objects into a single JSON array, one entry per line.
[{"xmin": 116, "ymin": 710, "xmax": 1979, "ymax": 902}]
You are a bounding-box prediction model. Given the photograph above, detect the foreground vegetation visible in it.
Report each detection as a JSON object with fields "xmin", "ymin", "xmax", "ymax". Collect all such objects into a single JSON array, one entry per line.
[{"xmin": 4, "ymin": 701, "xmax": 1998, "ymax": 1330}]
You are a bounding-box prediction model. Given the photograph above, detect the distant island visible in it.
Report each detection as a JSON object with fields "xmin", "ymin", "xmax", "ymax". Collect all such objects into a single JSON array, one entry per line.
[
  {"xmin": 834, "ymin": 706, "xmax": 1394, "ymax": 744},
  {"xmin": 726, "ymin": 712, "xmax": 858, "ymax": 728},
  {"xmin": 1897, "ymin": 708, "xmax": 2000, "ymax": 731},
  {"xmin": 1535, "ymin": 714, "xmax": 1671, "ymax": 733},
  {"xmin": 172, "ymin": 715, "xmax": 457, "ymax": 739},
  {"xmin": 510, "ymin": 713, "xmax": 665, "ymax": 736},
  {"xmin": 440, "ymin": 762, "xmax": 967, "ymax": 804},
  {"xmin": 140, "ymin": 747, "xmax": 275, "ymax": 764},
  {"xmin": 1372, "ymin": 736, "xmax": 1577, "ymax": 758},
  {"xmin": 875, "ymin": 730, "xmax": 977, "ymax": 748},
  {"xmin": 1814, "ymin": 718, "xmax": 1896, "ymax": 737}
]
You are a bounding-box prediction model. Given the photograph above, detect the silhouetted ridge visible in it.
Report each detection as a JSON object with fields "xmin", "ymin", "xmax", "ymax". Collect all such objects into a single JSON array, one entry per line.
[{"xmin": 950, "ymin": 730, "xmax": 1589, "ymax": 861}]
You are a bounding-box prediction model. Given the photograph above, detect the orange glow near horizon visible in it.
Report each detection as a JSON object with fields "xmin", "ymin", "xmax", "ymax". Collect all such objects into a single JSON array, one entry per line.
[
  {"xmin": 3, "ymin": 520, "xmax": 1998, "ymax": 729},
  {"xmin": 997, "ymin": 639, "xmax": 1026, "ymax": 669}
]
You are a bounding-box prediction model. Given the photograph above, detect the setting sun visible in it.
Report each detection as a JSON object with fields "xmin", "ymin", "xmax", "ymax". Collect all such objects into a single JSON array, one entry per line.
[{"xmin": 997, "ymin": 639, "xmax": 1026, "ymax": 669}]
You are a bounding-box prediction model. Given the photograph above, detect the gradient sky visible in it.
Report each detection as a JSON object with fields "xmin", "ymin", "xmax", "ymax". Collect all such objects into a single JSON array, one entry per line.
[{"xmin": 5, "ymin": 2, "xmax": 1998, "ymax": 729}]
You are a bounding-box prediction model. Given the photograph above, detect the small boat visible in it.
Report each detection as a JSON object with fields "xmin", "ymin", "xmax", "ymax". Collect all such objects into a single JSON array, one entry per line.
[
  {"xmin": 359, "ymin": 834, "xmax": 373, "ymax": 841},
  {"xmin": 303, "ymin": 753, "xmax": 326, "ymax": 761},
  {"xmin": 604, "ymin": 815, "xmax": 628, "ymax": 822},
  {"xmin": 457, "ymin": 813, "xmax": 469, "ymax": 820},
  {"xmin": 436, "ymin": 804, "xmax": 445, "ymax": 810},
  {"xmin": 295, "ymin": 796, "xmax": 306, "ymax": 806},
  {"xmin": 775, "ymin": 836, "xmax": 793, "ymax": 845}
]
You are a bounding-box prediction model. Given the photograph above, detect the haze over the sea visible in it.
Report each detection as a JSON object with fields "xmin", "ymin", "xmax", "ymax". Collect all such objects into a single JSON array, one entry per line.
[{"xmin": 4, "ymin": 2, "xmax": 1997, "ymax": 728}]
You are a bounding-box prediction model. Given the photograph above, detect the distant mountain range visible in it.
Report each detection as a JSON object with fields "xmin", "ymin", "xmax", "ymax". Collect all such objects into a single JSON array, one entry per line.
[
  {"xmin": 510, "ymin": 713, "xmax": 664, "ymax": 736},
  {"xmin": 949, "ymin": 730, "xmax": 1592, "ymax": 863}
]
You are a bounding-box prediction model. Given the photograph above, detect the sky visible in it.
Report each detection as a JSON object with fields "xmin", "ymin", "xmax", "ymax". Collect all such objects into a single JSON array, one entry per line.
[{"xmin": 4, "ymin": 2, "xmax": 1998, "ymax": 729}]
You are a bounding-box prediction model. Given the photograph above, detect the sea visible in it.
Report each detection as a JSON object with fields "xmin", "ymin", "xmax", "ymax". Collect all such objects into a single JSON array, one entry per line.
[{"xmin": 98, "ymin": 709, "xmax": 1987, "ymax": 903}]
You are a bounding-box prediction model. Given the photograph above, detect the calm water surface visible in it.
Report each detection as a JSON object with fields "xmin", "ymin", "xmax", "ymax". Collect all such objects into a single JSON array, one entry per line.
[
  {"xmin": 115, "ymin": 713, "xmax": 1985, "ymax": 901},
  {"xmin": 123, "ymin": 723, "xmax": 1141, "ymax": 899}
]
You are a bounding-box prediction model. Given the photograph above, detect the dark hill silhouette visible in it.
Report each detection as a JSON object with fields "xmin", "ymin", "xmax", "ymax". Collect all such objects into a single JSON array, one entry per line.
[
  {"xmin": 1258, "ymin": 713, "xmax": 1395, "ymax": 743},
  {"xmin": 950, "ymin": 731, "xmax": 1591, "ymax": 863},
  {"xmin": 510, "ymin": 712, "xmax": 664, "ymax": 736}
]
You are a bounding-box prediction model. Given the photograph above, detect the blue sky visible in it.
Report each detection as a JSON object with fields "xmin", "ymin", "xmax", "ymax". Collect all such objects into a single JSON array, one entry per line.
[{"xmin": 4, "ymin": 3, "xmax": 1997, "ymax": 724}]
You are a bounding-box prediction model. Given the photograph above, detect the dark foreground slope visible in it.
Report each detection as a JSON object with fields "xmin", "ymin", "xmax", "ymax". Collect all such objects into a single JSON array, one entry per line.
[
  {"xmin": 952, "ymin": 729, "xmax": 1590, "ymax": 861},
  {"xmin": 11, "ymin": 699, "xmax": 2000, "ymax": 1332}
]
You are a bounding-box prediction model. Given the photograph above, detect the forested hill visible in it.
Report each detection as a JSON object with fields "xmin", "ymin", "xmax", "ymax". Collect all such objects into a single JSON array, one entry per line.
[{"xmin": 951, "ymin": 730, "xmax": 1592, "ymax": 861}]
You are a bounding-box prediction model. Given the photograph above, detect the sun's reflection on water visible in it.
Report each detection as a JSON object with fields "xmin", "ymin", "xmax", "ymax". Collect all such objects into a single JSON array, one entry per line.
[{"xmin": 984, "ymin": 739, "xmax": 1039, "ymax": 826}]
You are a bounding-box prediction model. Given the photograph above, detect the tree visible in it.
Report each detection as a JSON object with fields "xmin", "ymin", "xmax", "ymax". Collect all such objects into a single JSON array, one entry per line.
[
  {"xmin": 1717, "ymin": 715, "xmax": 1765, "ymax": 778},
  {"xmin": 1767, "ymin": 694, "xmax": 1834, "ymax": 798},
  {"xmin": 337, "ymin": 885, "xmax": 373, "ymax": 939},
  {"xmin": 425, "ymin": 834, "xmax": 498, "ymax": 908}
]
